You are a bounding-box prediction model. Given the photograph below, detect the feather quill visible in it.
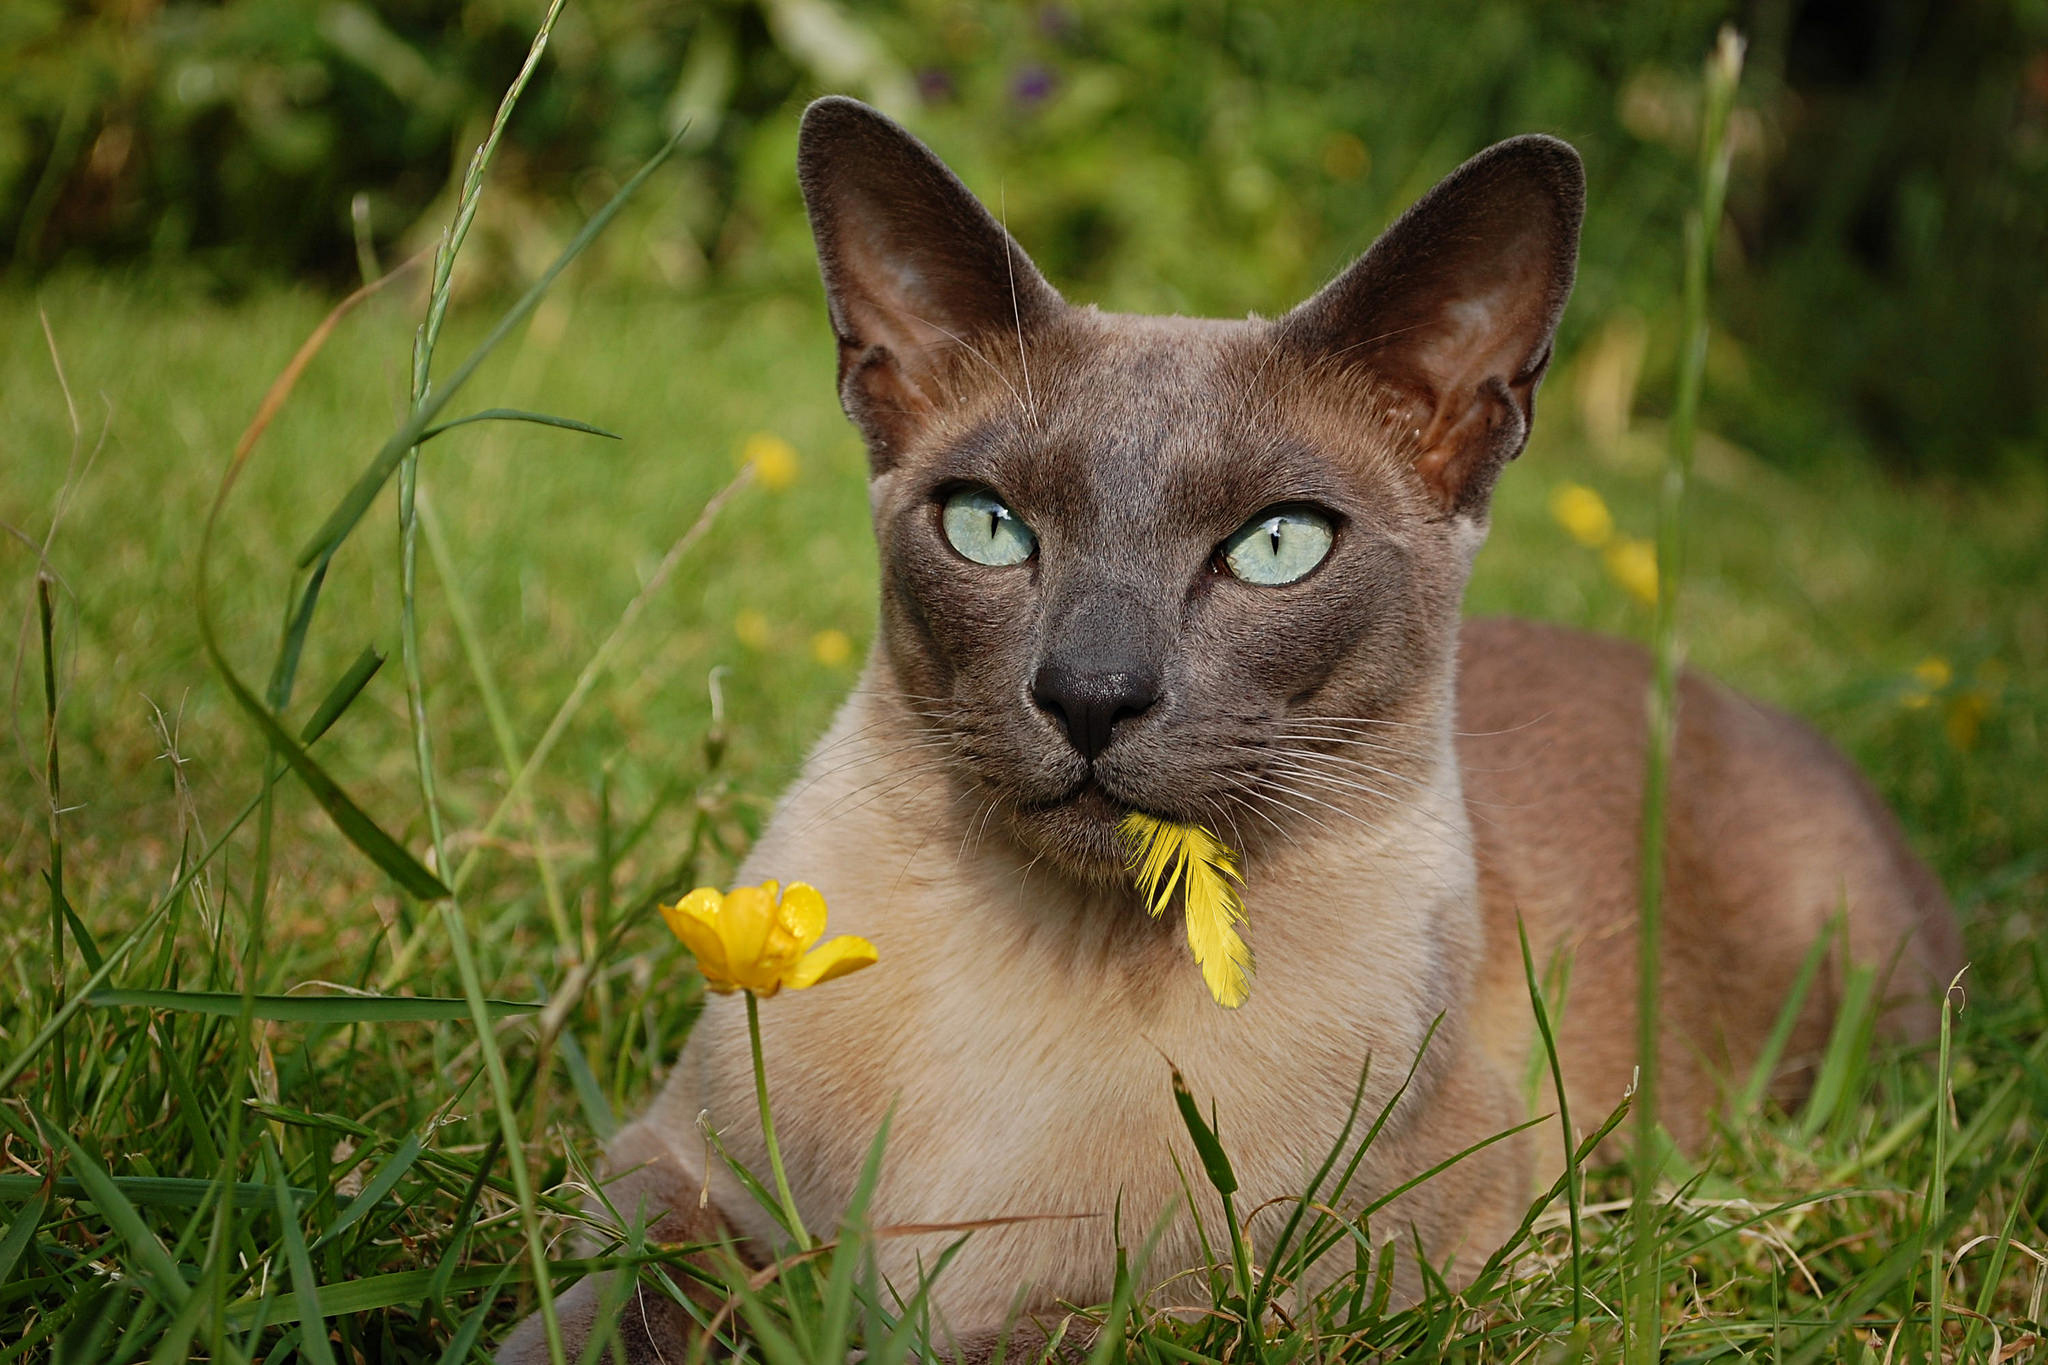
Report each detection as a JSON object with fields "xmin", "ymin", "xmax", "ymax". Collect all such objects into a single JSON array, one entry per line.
[{"xmin": 1119, "ymin": 813, "xmax": 1255, "ymax": 1008}]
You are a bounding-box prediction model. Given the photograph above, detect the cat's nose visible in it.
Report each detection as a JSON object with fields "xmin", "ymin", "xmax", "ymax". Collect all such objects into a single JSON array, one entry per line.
[{"xmin": 1031, "ymin": 660, "xmax": 1159, "ymax": 762}]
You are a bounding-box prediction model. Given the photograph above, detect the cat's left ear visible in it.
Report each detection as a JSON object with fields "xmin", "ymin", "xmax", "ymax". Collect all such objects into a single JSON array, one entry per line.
[
  {"xmin": 1279, "ymin": 136, "xmax": 1583, "ymax": 516},
  {"xmin": 798, "ymin": 97, "xmax": 1063, "ymax": 469}
]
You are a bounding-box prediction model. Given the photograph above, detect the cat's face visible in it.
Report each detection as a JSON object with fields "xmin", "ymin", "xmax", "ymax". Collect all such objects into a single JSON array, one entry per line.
[{"xmin": 798, "ymin": 99, "xmax": 1582, "ymax": 879}]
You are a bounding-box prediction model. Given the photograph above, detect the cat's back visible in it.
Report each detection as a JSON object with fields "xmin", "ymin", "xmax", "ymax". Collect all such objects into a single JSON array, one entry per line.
[{"xmin": 1452, "ymin": 616, "xmax": 1960, "ymax": 1142}]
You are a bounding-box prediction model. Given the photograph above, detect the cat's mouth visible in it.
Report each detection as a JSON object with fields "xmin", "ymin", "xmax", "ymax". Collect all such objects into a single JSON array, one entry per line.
[
  {"xmin": 1007, "ymin": 774, "xmax": 1199, "ymax": 879},
  {"xmin": 1020, "ymin": 774, "xmax": 1125, "ymax": 820}
]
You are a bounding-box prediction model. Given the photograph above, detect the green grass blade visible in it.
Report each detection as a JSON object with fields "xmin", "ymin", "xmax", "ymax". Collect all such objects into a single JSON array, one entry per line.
[
  {"xmin": 0, "ymin": 1189, "xmax": 46, "ymax": 1286},
  {"xmin": 299, "ymin": 646, "xmax": 384, "ymax": 745},
  {"xmin": 1733, "ymin": 912, "xmax": 1835, "ymax": 1117},
  {"xmin": 194, "ymin": 604, "xmax": 450, "ymax": 898},
  {"xmin": 1518, "ymin": 915, "xmax": 1582, "ymax": 1325},
  {"xmin": 1798, "ymin": 959, "xmax": 1877, "ymax": 1140},
  {"xmin": 267, "ymin": 1138, "xmax": 337, "ymax": 1365},
  {"xmin": 266, "ymin": 556, "xmax": 330, "ymax": 711},
  {"xmin": 225, "ymin": 1259, "xmax": 552, "ymax": 1326},
  {"xmin": 1629, "ymin": 30, "xmax": 1744, "ymax": 1365},
  {"xmin": 1781, "ymin": 1151, "xmax": 2003, "ymax": 1365},
  {"xmin": 436, "ymin": 1262, "xmax": 516, "ymax": 1365},
  {"xmin": 556, "ymin": 1030, "xmax": 618, "ymax": 1142},
  {"xmin": 46, "ymin": 873, "xmax": 101, "ymax": 973},
  {"xmin": 311, "ymin": 1132, "xmax": 425, "ymax": 1250},
  {"xmin": 52, "ymin": 1283, "xmax": 121, "ymax": 1365},
  {"xmin": 42, "ymin": 1114, "xmax": 190, "ymax": 1311},
  {"xmin": 417, "ymin": 407, "xmax": 622, "ymax": 444},
  {"xmin": 1356, "ymin": 1115, "xmax": 1549, "ymax": 1223},
  {"xmin": 1170, "ymin": 1067, "xmax": 1238, "ymax": 1197},
  {"xmin": 0, "ymin": 1175, "xmax": 326, "ymax": 1210},
  {"xmin": 293, "ymin": 127, "xmax": 685, "ymax": 572},
  {"xmin": 85, "ymin": 989, "xmax": 539, "ymax": 1023}
]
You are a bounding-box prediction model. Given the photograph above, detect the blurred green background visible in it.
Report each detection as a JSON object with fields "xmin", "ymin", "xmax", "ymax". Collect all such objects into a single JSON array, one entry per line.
[{"xmin": 6, "ymin": 0, "xmax": 2046, "ymax": 476}]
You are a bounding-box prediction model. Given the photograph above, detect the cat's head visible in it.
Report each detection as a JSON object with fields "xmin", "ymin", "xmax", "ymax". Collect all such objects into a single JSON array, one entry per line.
[{"xmin": 798, "ymin": 97, "xmax": 1582, "ymax": 880}]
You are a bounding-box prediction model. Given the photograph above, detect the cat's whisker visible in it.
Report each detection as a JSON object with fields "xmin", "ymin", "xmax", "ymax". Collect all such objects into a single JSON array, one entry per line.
[
  {"xmin": 996, "ymin": 187, "xmax": 1041, "ymax": 433},
  {"xmin": 887, "ymin": 781, "xmax": 985, "ymax": 900},
  {"xmin": 1263, "ymin": 767, "xmax": 1477, "ymax": 870},
  {"xmin": 777, "ymin": 738, "xmax": 962, "ymax": 808},
  {"xmin": 1215, "ymin": 739, "xmax": 1436, "ymax": 794},
  {"xmin": 787, "ymin": 761, "xmax": 961, "ymax": 840},
  {"xmin": 954, "ymin": 792, "xmax": 1003, "ymax": 870},
  {"xmin": 1221, "ymin": 775, "xmax": 1340, "ymax": 841}
]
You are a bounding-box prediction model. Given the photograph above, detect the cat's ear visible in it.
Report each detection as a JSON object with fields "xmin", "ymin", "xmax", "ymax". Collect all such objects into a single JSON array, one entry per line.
[
  {"xmin": 1280, "ymin": 135, "xmax": 1583, "ymax": 516},
  {"xmin": 798, "ymin": 97, "xmax": 1062, "ymax": 467}
]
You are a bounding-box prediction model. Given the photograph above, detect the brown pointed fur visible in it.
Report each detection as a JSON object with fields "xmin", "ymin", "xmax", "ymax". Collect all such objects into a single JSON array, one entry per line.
[{"xmin": 499, "ymin": 100, "xmax": 1960, "ymax": 1360}]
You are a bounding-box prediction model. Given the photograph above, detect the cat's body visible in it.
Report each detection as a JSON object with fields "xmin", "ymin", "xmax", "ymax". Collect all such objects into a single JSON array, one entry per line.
[{"xmin": 499, "ymin": 99, "xmax": 1959, "ymax": 1362}]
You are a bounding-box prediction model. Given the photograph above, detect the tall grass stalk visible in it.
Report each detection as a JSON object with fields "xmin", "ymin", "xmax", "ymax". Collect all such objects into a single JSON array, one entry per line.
[
  {"xmin": 396, "ymin": 6, "xmax": 573, "ymax": 1359},
  {"xmin": 1628, "ymin": 26, "xmax": 1744, "ymax": 1365}
]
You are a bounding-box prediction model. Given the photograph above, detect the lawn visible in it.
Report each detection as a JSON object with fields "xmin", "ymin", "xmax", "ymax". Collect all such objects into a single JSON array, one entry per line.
[{"xmin": 3, "ymin": 227, "xmax": 2045, "ymax": 1357}]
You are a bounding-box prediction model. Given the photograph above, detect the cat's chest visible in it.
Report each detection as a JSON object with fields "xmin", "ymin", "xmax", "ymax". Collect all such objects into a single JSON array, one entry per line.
[{"xmin": 687, "ymin": 849, "xmax": 1460, "ymax": 1219}]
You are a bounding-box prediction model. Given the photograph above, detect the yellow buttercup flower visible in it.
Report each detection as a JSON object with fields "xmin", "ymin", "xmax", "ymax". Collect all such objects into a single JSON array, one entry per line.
[
  {"xmin": 1120, "ymin": 814, "xmax": 1254, "ymax": 1009},
  {"xmin": 734, "ymin": 608, "xmax": 771, "ymax": 650},
  {"xmin": 660, "ymin": 880, "xmax": 876, "ymax": 997},
  {"xmin": 741, "ymin": 431, "xmax": 801, "ymax": 491},
  {"xmin": 810, "ymin": 627, "xmax": 853, "ymax": 666},
  {"xmin": 1549, "ymin": 482, "xmax": 1615, "ymax": 549},
  {"xmin": 1913, "ymin": 656, "xmax": 1954, "ymax": 691},
  {"xmin": 1603, "ymin": 536, "xmax": 1660, "ymax": 607}
]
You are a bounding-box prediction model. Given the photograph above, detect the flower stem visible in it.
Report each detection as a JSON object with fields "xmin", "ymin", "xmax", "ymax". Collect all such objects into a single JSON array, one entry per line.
[{"xmin": 746, "ymin": 990, "xmax": 810, "ymax": 1250}]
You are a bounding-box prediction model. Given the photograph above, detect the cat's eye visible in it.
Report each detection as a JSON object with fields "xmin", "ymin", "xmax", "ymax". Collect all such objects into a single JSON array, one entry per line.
[
  {"xmin": 941, "ymin": 487, "xmax": 1037, "ymax": 566},
  {"xmin": 1220, "ymin": 507, "xmax": 1335, "ymax": 586}
]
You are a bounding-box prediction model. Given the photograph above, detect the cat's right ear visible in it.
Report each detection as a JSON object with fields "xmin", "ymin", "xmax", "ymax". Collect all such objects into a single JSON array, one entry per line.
[
  {"xmin": 798, "ymin": 97, "xmax": 1062, "ymax": 468},
  {"xmin": 1279, "ymin": 135, "xmax": 1584, "ymax": 518}
]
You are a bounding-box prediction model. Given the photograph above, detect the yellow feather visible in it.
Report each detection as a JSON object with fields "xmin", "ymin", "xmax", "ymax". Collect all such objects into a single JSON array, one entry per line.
[{"xmin": 1119, "ymin": 813, "xmax": 1255, "ymax": 1008}]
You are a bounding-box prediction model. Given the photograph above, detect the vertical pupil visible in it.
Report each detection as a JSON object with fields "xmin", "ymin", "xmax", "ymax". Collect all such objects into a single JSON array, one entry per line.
[
  {"xmin": 1267, "ymin": 519, "xmax": 1284, "ymax": 555},
  {"xmin": 987, "ymin": 508, "xmax": 1000, "ymax": 539}
]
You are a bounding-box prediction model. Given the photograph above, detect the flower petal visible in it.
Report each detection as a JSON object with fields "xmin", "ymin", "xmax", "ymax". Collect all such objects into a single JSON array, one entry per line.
[
  {"xmin": 785, "ymin": 935, "xmax": 878, "ymax": 990},
  {"xmin": 756, "ymin": 916, "xmax": 806, "ymax": 983},
  {"xmin": 777, "ymin": 882, "xmax": 828, "ymax": 950},
  {"xmin": 661, "ymin": 891, "xmax": 735, "ymax": 990},
  {"xmin": 719, "ymin": 883, "xmax": 777, "ymax": 988}
]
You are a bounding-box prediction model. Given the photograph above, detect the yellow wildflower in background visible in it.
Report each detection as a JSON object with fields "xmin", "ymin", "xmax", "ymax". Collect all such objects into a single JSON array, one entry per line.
[
  {"xmin": 1120, "ymin": 814, "xmax": 1254, "ymax": 1008},
  {"xmin": 811, "ymin": 628, "xmax": 853, "ymax": 666},
  {"xmin": 1603, "ymin": 537, "xmax": 1660, "ymax": 606},
  {"xmin": 742, "ymin": 431, "xmax": 801, "ymax": 490},
  {"xmin": 1549, "ymin": 482, "xmax": 1616, "ymax": 549},
  {"xmin": 660, "ymin": 880, "xmax": 876, "ymax": 996},
  {"xmin": 1320, "ymin": 131, "xmax": 1370, "ymax": 180},
  {"xmin": 1898, "ymin": 656, "xmax": 1994, "ymax": 750},
  {"xmin": 734, "ymin": 608, "xmax": 771, "ymax": 650},
  {"xmin": 1945, "ymin": 692, "xmax": 1989, "ymax": 751}
]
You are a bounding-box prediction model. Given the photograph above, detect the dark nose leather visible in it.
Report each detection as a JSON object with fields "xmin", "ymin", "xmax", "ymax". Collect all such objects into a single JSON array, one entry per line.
[{"xmin": 1031, "ymin": 659, "xmax": 1159, "ymax": 762}]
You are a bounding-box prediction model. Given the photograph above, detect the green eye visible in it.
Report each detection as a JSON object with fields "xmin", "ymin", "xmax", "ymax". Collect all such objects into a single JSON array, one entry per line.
[
  {"xmin": 1221, "ymin": 508, "xmax": 1335, "ymax": 585},
  {"xmin": 941, "ymin": 488, "xmax": 1037, "ymax": 566}
]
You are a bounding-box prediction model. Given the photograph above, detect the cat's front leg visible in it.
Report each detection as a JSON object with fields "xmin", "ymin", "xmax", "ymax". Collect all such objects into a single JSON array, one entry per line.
[{"xmin": 496, "ymin": 1118, "xmax": 742, "ymax": 1364}]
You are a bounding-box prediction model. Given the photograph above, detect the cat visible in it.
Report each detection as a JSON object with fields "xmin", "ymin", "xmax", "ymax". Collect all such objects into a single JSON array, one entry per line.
[{"xmin": 499, "ymin": 96, "xmax": 1961, "ymax": 1362}]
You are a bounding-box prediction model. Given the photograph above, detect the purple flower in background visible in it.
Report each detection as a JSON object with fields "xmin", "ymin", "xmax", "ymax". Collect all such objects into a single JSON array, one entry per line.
[
  {"xmin": 917, "ymin": 67, "xmax": 956, "ymax": 104},
  {"xmin": 1011, "ymin": 63, "xmax": 1056, "ymax": 107}
]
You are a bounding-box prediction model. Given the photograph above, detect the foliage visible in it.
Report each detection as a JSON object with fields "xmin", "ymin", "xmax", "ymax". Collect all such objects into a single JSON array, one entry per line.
[{"xmin": 4, "ymin": 1, "xmax": 2046, "ymax": 474}]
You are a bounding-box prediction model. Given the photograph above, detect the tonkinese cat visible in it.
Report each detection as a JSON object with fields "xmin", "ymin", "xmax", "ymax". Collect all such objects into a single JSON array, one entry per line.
[{"xmin": 501, "ymin": 97, "xmax": 1961, "ymax": 1362}]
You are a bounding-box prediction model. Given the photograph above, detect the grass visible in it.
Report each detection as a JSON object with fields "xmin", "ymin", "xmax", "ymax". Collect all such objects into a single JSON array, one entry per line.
[{"xmin": 4, "ymin": 55, "xmax": 2048, "ymax": 1365}]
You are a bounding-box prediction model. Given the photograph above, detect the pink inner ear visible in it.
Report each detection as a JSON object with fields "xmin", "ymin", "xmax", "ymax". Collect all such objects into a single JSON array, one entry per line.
[
  {"xmin": 1402, "ymin": 256, "xmax": 1554, "ymax": 505},
  {"xmin": 836, "ymin": 234, "xmax": 981, "ymax": 412},
  {"xmin": 839, "ymin": 237, "xmax": 940, "ymax": 349}
]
